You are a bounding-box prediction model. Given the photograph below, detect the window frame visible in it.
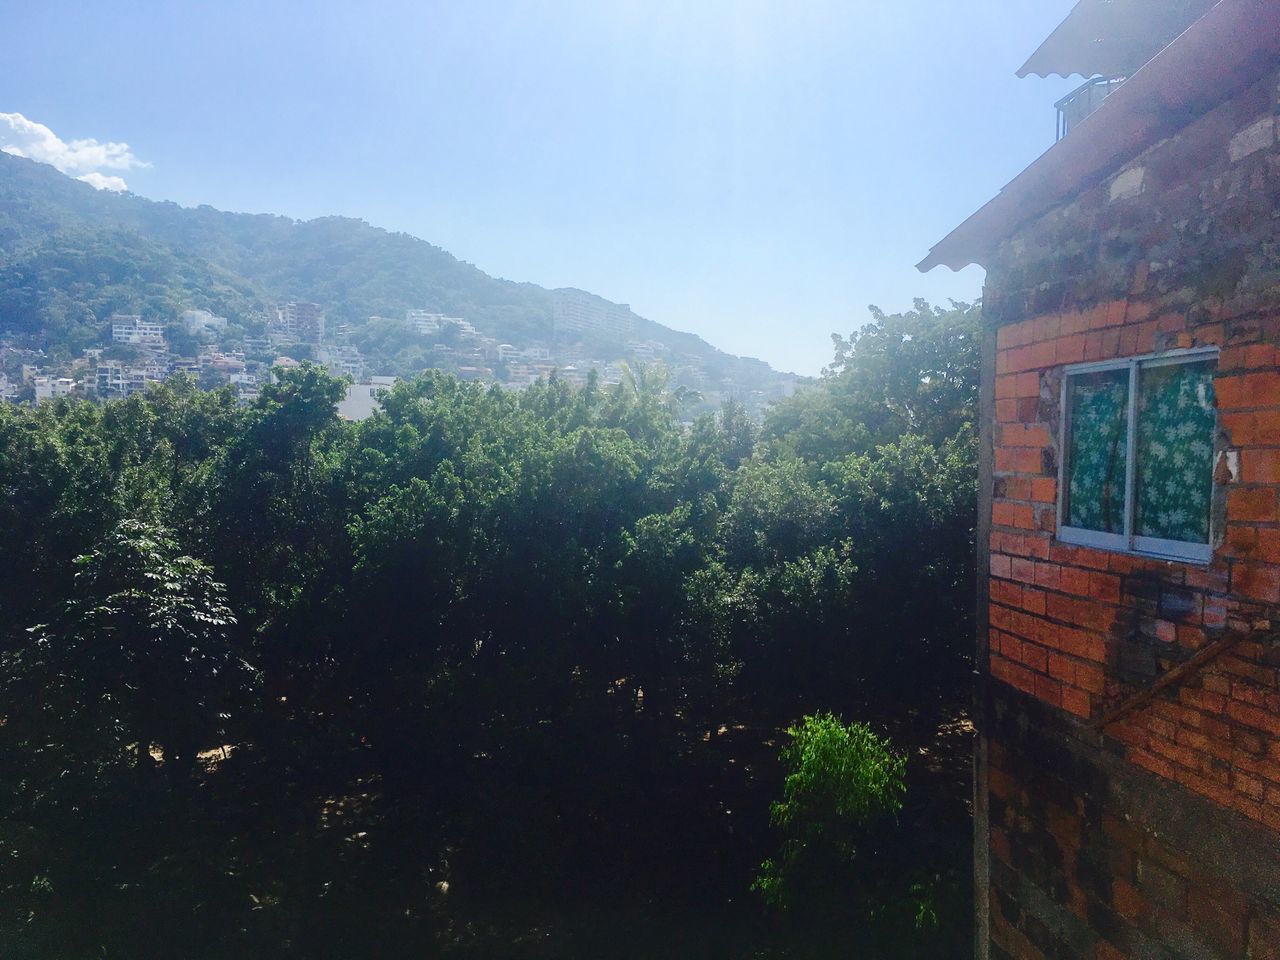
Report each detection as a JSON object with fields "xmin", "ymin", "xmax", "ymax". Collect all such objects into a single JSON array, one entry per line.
[{"xmin": 1056, "ymin": 346, "xmax": 1219, "ymax": 565}]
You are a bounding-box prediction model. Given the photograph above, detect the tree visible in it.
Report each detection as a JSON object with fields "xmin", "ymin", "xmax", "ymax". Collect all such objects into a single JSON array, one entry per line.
[
  {"xmin": 763, "ymin": 299, "xmax": 980, "ymax": 461},
  {"xmin": 754, "ymin": 713, "xmax": 906, "ymax": 909},
  {"xmin": 6, "ymin": 519, "xmax": 250, "ymax": 787}
]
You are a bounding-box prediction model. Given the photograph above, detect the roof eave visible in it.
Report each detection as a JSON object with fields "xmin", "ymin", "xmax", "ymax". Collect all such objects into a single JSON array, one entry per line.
[{"xmin": 918, "ymin": 0, "xmax": 1280, "ymax": 274}]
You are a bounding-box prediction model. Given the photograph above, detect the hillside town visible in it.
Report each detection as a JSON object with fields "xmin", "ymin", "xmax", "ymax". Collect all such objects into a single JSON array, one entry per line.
[{"xmin": 0, "ymin": 292, "xmax": 796, "ymax": 420}]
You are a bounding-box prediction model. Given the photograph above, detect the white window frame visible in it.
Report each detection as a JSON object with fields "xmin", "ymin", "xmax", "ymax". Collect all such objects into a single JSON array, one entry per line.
[{"xmin": 1056, "ymin": 347, "xmax": 1219, "ymax": 565}]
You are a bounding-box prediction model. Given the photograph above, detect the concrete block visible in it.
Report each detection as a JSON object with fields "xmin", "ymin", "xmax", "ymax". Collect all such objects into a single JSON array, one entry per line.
[
  {"xmin": 1229, "ymin": 116, "xmax": 1276, "ymax": 162},
  {"xmin": 1110, "ymin": 167, "xmax": 1147, "ymax": 202}
]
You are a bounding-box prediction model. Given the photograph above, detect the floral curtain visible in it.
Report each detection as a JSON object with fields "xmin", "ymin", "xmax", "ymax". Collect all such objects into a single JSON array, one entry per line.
[
  {"xmin": 1135, "ymin": 360, "xmax": 1216, "ymax": 544},
  {"xmin": 1065, "ymin": 369, "xmax": 1130, "ymax": 534}
]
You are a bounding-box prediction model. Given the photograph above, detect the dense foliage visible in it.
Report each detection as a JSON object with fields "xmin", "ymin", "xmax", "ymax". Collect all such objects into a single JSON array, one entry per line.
[{"xmin": 0, "ymin": 300, "xmax": 979, "ymax": 959}]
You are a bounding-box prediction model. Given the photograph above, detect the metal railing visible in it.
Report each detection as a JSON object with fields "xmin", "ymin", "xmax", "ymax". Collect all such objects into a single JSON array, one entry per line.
[{"xmin": 1056, "ymin": 76, "xmax": 1127, "ymax": 140}]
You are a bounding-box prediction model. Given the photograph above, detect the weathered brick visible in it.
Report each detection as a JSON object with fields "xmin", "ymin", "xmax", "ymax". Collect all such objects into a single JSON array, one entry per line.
[
  {"xmin": 1226, "ymin": 698, "xmax": 1280, "ymax": 737},
  {"xmin": 1030, "ymin": 477, "xmax": 1057, "ymax": 503},
  {"xmin": 1228, "ymin": 486, "xmax": 1278, "ymax": 522},
  {"xmin": 1033, "ymin": 314, "xmax": 1060, "ymax": 343},
  {"xmin": 1256, "ymin": 528, "xmax": 1280, "ymax": 563},
  {"xmin": 1193, "ymin": 321, "xmax": 1226, "ymax": 346},
  {"xmin": 1002, "ymin": 423, "xmax": 1052, "ymax": 448},
  {"xmin": 1233, "ymin": 769, "xmax": 1266, "ymax": 800},
  {"xmin": 1016, "ymin": 371, "xmax": 1041, "ymax": 397},
  {"xmin": 1187, "ymin": 884, "xmax": 1248, "ymax": 957},
  {"xmin": 1016, "ymin": 397, "xmax": 1040, "ymax": 421},
  {"xmin": 1135, "ymin": 858, "xmax": 1186, "ymax": 911},
  {"xmin": 999, "ymin": 476, "xmax": 1029, "ymax": 505},
  {"xmin": 1059, "ymin": 626, "xmax": 1107, "ymax": 663},
  {"xmin": 1243, "ymin": 343, "xmax": 1278, "ymax": 368},
  {"xmin": 1047, "ymin": 651, "xmax": 1074, "ymax": 682},
  {"xmin": 1112, "ymin": 878, "xmax": 1148, "ymax": 920},
  {"xmin": 1022, "ymin": 587, "xmax": 1047, "ymax": 616},
  {"xmin": 1062, "ymin": 686, "xmax": 1091, "ymax": 718},
  {"xmin": 1172, "ymin": 765, "xmax": 1238, "ymax": 809},
  {"xmin": 994, "ymin": 502, "xmax": 1037, "ymax": 530},
  {"xmin": 1033, "ymin": 561, "xmax": 1062, "ymax": 591},
  {"xmin": 1055, "ymin": 334, "xmax": 1087, "ymax": 364},
  {"xmin": 1011, "ymin": 556, "xmax": 1036, "ymax": 583},
  {"xmin": 1019, "ymin": 642, "xmax": 1049, "ymax": 674},
  {"xmin": 1244, "ymin": 371, "xmax": 1280, "ymax": 405},
  {"xmin": 1059, "ymin": 565, "xmax": 1091, "ymax": 597},
  {"xmin": 1074, "ymin": 661, "xmax": 1107, "ymax": 694},
  {"xmin": 1034, "ymin": 673, "xmax": 1062, "ymax": 707},
  {"xmin": 992, "ymin": 579, "xmax": 1022, "ymax": 606},
  {"xmin": 1048, "ymin": 542, "xmax": 1111, "ymax": 571},
  {"xmin": 1130, "ymin": 746, "xmax": 1176, "ymax": 780},
  {"xmin": 992, "ymin": 654, "xmax": 1038, "ymax": 696},
  {"xmin": 1176, "ymin": 623, "xmax": 1206, "ymax": 649},
  {"xmin": 1215, "ymin": 374, "xmax": 1249, "ymax": 409},
  {"xmin": 1028, "ymin": 340, "xmax": 1056, "ymax": 369},
  {"xmin": 996, "ymin": 447, "xmax": 1045, "ymax": 474},
  {"xmin": 1231, "ymin": 561, "xmax": 1280, "ymax": 602},
  {"xmin": 1103, "ymin": 299, "xmax": 1128, "ymax": 327},
  {"xmin": 1225, "ymin": 410, "xmax": 1280, "ymax": 445},
  {"xmin": 1179, "ymin": 686, "xmax": 1228, "ymax": 714},
  {"xmin": 1226, "ymin": 524, "xmax": 1260, "ymax": 556},
  {"xmin": 1088, "ymin": 571, "xmax": 1122, "ymax": 602},
  {"xmin": 1218, "ymin": 654, "xmax": 1276, "ymax": 685}
]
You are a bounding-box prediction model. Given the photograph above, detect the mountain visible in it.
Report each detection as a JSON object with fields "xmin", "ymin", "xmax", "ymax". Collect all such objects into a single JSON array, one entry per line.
[{"xmin": 0, "ymin": 152, "xmax": 792, "ymax": 400}]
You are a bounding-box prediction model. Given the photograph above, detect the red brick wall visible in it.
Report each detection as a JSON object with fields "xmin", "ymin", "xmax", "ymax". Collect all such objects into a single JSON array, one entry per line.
[
  {"xmin": 977, "ymin": 62, "xmax": 1280, "ymax": 960},
  {"xmin": 983, "ymin": 685, "xmax": 1280, "ymax": 960},
  {"xmin": 988, "ymin": 296, "xmax": 1280, "ymax": 830}
]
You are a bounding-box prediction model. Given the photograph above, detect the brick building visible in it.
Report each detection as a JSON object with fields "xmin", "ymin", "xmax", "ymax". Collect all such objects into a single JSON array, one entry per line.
[{"xmin": 920, "ymin": 1, "xmax": 1280, "ymax": 957}]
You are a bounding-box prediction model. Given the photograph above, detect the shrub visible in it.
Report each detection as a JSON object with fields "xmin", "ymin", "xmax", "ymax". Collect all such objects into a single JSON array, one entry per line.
[{"xmin": 753, "ymin": 712, "xmax": 906, "ymax": 908}]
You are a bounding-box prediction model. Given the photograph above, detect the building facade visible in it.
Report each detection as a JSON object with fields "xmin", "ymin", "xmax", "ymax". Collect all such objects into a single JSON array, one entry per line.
[
  {"xmin": 551, "ymin": 288, "xmax": 635, "ymax": 340},
  {"xmin": 922, "ymin": 2, "xmax": 1280, "ymax": 957},
  {"xmin": 110, "ymin": 314, "xmax": 166, "ymax": 346},
  {"xmin": 271, "ymin": 301, "xmax": 325, "ymax": 344},
  {"xmin": 180, "ymin": 308, "xmax": 228, "ymax": 337}
]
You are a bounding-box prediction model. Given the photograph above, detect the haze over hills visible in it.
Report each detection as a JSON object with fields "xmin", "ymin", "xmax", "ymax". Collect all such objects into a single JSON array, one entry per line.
[{"xmin": 0, "ymin": 152, "xmax": 796, "ymax": 411}]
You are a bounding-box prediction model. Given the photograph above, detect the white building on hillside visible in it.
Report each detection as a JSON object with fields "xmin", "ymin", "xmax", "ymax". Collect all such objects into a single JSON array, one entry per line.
[
  {"xmin": 95, "ymin": 360, "xmax": 161, "ymax": 399},
  {"xmin": 406, "ymin": 310, "xmax": 475, "ymax": 338},
  {"xmin": 110, "ymin": 315, "xmax": 166, "ymax": 346},
  {"xmin": 270, "ymin": 302, "xmax": 325, "ymax": 344},
  {"xmin": 33, "ymin": 376, "xmax": 76, "ymax": 403},
  {"xmin": 337, "ymin": 376, "xmax": 397, "ymax": 421},
  {"xmin": 180, "ymin": 309, "xmax": 229, "ymax": 337},
  {"xmin": 552, "ymin": 289, "xmax": 634, "ymax": 339}
]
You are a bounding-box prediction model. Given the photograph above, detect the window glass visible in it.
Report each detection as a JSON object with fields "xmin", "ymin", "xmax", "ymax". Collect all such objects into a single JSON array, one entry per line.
[
  {"xmin": 1135, "ymin": 359, "xmax": 1216, "ymax": 544},
  {"xmin": 1064, "ymin": 368, "xmax": 1130, "ymax": 534}
]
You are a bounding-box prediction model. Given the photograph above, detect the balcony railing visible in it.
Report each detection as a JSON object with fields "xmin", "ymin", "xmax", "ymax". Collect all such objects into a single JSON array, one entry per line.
[{"xmin": 1056, "ymin": 76, "xmax": 1127, "ymax": 140}]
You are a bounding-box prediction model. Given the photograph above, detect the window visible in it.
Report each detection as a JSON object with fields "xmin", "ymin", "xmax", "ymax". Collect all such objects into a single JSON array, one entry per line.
[{"xmin": 1058, "ymin": 349, "xmax": 1218, "ymax": 563}]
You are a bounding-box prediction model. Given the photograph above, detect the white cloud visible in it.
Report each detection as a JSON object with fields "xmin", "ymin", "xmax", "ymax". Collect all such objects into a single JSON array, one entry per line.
[
  {"xmin": 75, "ymin": 171, "xmax": 129, "ymax": 192},
  {"xmin": 0, "ymin": 111, "xmax": 148, "ymax": 191}
]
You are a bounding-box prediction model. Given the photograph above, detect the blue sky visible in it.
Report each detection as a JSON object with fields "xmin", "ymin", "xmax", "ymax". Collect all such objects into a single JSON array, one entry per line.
[{"xmin": 1, "ymin": 1, "xmax": 1079, "ymax": 375}]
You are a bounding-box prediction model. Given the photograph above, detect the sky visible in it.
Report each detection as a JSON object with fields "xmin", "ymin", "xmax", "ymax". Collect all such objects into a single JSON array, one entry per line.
[{"xmin": 0, "ymin": 1, "xmax": 1081, "ymax": 376}]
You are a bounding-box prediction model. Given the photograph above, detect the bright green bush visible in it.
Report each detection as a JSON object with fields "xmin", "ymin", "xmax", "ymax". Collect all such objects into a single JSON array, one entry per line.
[{"xmin": 754, "ymin": 712, "xmax": 906, "ymax": 908}]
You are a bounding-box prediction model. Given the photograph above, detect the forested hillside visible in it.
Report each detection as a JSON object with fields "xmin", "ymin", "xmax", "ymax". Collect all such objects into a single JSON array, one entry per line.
[
  {"xmin": 0, "ymin": 151, "xmax": 783, "ymax": 393},
  {"xmin": 0, "ymin": 299, "xmax": 978, "ymax": 959}
]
